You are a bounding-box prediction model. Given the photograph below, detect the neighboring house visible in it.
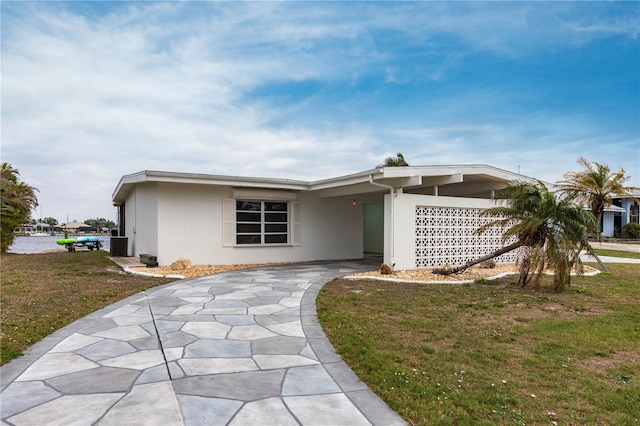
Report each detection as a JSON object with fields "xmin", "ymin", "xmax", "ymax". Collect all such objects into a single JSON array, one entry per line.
[
  {"xmin": 112, "ymin": 165, "xmax": 532, "ymax": 269},
  {"xmin": 602, "ymin": 190, "xmax": 640, "ymax": 237},
  {"xmin": 60, "ymin": 221, "xmax": 93, "ymax": 233},
  {"xmin": 14, "ymin": 223, "xmax": 51, "ymax": 235}
]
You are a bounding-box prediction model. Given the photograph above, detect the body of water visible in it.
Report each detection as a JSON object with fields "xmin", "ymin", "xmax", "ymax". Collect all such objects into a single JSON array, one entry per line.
[{"xmin": 9, "ymin": 235, "xmax": 111, "ymax": 254}]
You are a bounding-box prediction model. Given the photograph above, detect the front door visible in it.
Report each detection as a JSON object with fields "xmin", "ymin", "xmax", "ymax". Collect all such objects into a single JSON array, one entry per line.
[{"xmin": 363, "ymin": 203, "xmax": 384, "ymax": 255}]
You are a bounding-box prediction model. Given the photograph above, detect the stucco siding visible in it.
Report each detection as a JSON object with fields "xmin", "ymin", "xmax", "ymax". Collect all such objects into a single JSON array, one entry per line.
[
  {"xmin": 218, "ymin": 193, "xmax": 363, "ymax": 265},
  {"xmin": 156, "ymin": 182, "xmax": 223, "ymax": 265},
  {"xmin": 149, "ymin": 184, "xmax": 363, "ymax": 266},
  {"xmin": 121, "ymin": 183, "xmax": 158, "ymax": 257},
  {"xmin": 123, "ymin": 194, "xmax": 136, "ymax": 256},
  {"xmin": 297, "ymin": 193, "xmax": 363, "ymax": 261},
  {"xmin": 602, "ymin": 213, "xmax": 615, "ymax": 237},
  {"xmin": 131, "ymin": 183, "xmax": 158, "ymax": 257}
]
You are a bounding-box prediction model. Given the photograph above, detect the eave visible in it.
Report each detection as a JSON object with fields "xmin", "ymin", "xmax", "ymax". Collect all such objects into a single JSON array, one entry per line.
[{"xmin": 112, "ymin": 164, "xmax": 540, "ymax": 205}]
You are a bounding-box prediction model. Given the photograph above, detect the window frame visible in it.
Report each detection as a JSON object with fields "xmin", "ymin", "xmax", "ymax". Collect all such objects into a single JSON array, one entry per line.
[
  {"xmin": 235, "ymin": 200, "xmax": 290, "ymax": 246},
  {"xmin": 630, "ymin": 202, "xmax": 639, "ymax": 224}
]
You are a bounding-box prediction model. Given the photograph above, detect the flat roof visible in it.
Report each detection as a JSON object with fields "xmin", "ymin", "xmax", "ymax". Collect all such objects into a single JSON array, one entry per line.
[{"xmin": 112, "ymin": 164, "xmax": 534, "ymax": 205}]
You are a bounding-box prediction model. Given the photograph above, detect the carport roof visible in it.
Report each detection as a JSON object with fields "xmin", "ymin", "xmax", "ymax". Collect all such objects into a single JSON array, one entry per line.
[{"xmin": 112, "ymin": 164, "xmax": 536, "ymax": 205}]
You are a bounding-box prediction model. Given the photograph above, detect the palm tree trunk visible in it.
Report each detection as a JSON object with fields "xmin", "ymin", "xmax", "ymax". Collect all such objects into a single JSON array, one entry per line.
[
  {"xmin": 433, "ymin": 240, "xmax": 524, "ymax": 275},
  {"xmin": 591, "ymin": 252, "xmax": 609, "ymax": 273},
  {"xmin": 580, "ymin": 241, "xmax": 609, "ymax": 273}
]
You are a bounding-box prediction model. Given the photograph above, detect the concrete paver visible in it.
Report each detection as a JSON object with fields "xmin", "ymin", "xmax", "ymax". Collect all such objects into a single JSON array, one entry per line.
[{"xmin": 1, "ymin": 260, "xmax": 405, "ymax": 426}]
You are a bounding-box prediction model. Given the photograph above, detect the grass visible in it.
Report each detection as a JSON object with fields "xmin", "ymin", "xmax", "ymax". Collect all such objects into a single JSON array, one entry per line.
[
  {"xmin": 318, "ymin": 264, "xmax": 640, "ymax": 425},
  {"xmin": 592, "ymin": 249, "xmax": 640, "ymax": 260},
  {"xmin": 0, "ymin": 251, "xmax": 174, "ymax": 365},
  {"xmin": 2, "ymin": 251, "xmax": 638, "ymax": 424}
]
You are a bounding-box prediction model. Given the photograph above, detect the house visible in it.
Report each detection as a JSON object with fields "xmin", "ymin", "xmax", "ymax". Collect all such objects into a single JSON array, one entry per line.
[
  {"xmin": 60, "ymin": 221, "xmax": 94, "ymax": 233},
  {"xmin": 111, "ymin": 165, "xmax": 531, "ymax": 270},
  {"xmin": 602, "ymin": 190, "xmax": 640, "ymax": 237}
]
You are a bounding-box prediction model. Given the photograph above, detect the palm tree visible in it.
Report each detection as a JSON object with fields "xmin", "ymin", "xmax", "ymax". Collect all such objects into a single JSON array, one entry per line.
[
  {"xmin": 434, "ymin": 180, "xmax": 598, "ymax": 292},
  {"xmin": 1, "ymin": 163, "xmax": 38, "ymax": 253},
  {"xmin": 383, "ymin": 152, "xmax": 409, "ymax": 167},
  {"xmin": 556, "ymin": 157, "xmax": 639, "ymax": 237}
]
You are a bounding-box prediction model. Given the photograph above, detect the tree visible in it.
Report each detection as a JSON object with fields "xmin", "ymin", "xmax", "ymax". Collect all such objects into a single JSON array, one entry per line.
[
  {"xmin": 42, "ymin": 217, "xmax": 58, "ymax": 227},
  {"xmin": 556, "ymin": 157, "xmax": 639, "ymax": 237},
  {"xmin": 83, "ymin": 218, "xmax": 116, "ymax": 230},
  {"xmin": 1, "ymin": 163, "xmax": 39, "ymax": 253},
  {"xmin": 434, "ymin": 180, "xmax": 598, "ymax": 292},
  {"xmin": 383, "ymin": 152, "xmax": 409, "ymax": 167}
]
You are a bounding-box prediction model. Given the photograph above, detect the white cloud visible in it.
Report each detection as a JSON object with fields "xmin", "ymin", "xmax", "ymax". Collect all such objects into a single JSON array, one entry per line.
[{"xmin": 1, "ymin": 1, "xmax": 638, "ymax": 222}]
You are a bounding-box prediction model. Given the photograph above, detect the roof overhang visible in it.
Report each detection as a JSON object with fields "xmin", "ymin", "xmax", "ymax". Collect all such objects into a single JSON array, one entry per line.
[
  {"xmin": 112, "ymin": 170, "xmax": 310, "ymax": 205},
  {"xmin": 112, "ymin": 164, "xmax": 538, "ymax": 205},
  {"xmin": 603, "ymin": 205, "xmax": 627, "ymax": 213}
]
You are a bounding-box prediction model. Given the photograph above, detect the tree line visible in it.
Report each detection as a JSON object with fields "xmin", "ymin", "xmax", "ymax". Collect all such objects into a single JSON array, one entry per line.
[{"xmin": 29, "ymin": 217, "xmax": 116, "ymax": 230}]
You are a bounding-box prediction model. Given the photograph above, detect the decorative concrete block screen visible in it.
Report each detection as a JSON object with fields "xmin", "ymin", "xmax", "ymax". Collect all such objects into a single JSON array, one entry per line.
[{"xmin": 415, "ymin": 206, "xmax": 517, "ymax": 268}]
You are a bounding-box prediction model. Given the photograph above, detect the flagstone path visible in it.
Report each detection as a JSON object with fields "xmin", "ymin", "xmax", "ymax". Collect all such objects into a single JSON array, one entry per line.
[{"xmin": 1, "ymin": 260, "xmax": 405, "ymax": 426}]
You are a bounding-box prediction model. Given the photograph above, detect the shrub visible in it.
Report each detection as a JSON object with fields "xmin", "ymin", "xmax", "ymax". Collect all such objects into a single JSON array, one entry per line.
[{"xmin": 621, "ymin": 222, "xmax": 640, "ymax": 238}]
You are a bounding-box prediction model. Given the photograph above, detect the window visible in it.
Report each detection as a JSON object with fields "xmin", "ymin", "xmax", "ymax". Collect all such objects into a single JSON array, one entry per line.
[
  {"xmin": 631, "ymin": 202, "xmax": 639, "ymax": 224},
  {"xmin": 236, "ymin": 200, "xmax": 289, "ymax": 245}
]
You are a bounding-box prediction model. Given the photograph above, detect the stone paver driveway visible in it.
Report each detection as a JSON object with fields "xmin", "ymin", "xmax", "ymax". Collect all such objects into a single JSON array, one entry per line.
[{"xmin": 1, "ymin": 260, "xmax": 405, "ymax": 426}]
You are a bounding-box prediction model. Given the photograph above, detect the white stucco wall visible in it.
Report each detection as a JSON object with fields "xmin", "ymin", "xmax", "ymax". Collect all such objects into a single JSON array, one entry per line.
[
  {"xmin": 122, "ymin": 195, "xmax": 135, "ymax": 256},
  {"xmin": 147, "ymin": 183, "xmax": 364, "ymax": 266},
  {"xmin": 602, "ymin": 213, "xmax": 615, "ymax": 237},
  {"xmin": 294, "ymin": 192, "xmax": 363, "ymax": 261},
  {"xmin": 131, "ymin": 183, "xmax": 158, "ymax": 257},
  {"xmin": 122, "ymin": 183, "xmax": 158, "ymax": 257},
  {"xmin": 156, "ymin": 182, "xmax": 222, "ymax": 265}
]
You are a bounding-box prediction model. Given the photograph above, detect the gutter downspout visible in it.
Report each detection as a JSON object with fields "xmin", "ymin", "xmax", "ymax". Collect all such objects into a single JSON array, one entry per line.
[{"xmin": 369, "ymin": 175, "xmax": 395, "ymax": 269}]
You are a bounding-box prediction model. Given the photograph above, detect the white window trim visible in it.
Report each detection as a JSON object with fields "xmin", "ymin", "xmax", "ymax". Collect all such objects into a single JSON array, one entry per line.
[{"xmin": 223, "ymin": 199, "xmax": 301, "ymax": 247}]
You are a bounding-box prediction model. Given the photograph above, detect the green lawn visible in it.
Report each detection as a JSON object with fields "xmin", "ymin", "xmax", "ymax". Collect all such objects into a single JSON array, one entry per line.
[
  {"xmin": 318, "ymin": 264, "xmax": 640, "ymax": 425},
  {"xmin": 0, "ymin": 251, "xmax": 174, "ymax": 365},
  {"xmin": 3, "ymin": 252, "xmax": 638, "ymax": 424},
  {"xmin": 593, "ymin": 249, "xmax": 640, "ymax": 259}
]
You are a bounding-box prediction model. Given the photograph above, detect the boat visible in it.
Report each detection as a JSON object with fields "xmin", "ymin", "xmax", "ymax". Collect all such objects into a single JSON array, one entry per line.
[
  {"xmin": 56, "ymin": 238, "xmax": 76, "ymax": 245},
  {"xmin": 57, "ymin": 236, "xmax": 103, "ymax": 252},
  {"xmin": 31, "ymin": 208, "xmax": 51, "ymax": 236}
]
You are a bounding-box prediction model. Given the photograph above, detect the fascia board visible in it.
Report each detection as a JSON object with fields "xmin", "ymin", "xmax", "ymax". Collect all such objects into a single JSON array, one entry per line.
[
  {"xmin": 603, "ymin": 205, "xmax": 627, "ymax": 213},
  {"xmin": 112, "ymin": 171, "xmax": 149, "ymax": 204},
  {"xmin": 381, "ymin": 166, "xmax": 499, "ymax": 178},
  {"xmin": 315, "ymin": 182, "xmax": 389, "ymax": 198},
  {"xmin": 381, "ymin": 164, "xmax": 519, "ymax": 181},
  {"xmin": 420, "ymin": 174, "xmax": 464, "ymax": 186},
  {"xmin": 112, "ymin": 164, "xmax": 548, "ymax": 205},
  {"xmin": 112, "ymin": 170, "xmax": 310, "ymax": 204},
  {"xmin": 381, "ymin": 166, "xmax": 457, "ymax": 178},
  {"xmin": 309, "ymin": 169, "xmax": 383, "ymax": 191},
  {"xmin": 143, "ymin": 170, "xmax": 309, "ymax": 190},
  {"xmin": 395, "ymin": 175, "xmax": 423, "ymax": 187}
]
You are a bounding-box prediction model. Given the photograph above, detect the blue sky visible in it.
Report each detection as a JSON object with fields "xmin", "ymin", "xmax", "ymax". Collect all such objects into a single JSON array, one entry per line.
[{"xmin": 2, "ymin": 1, "xmax": 638, "ymax": 222}]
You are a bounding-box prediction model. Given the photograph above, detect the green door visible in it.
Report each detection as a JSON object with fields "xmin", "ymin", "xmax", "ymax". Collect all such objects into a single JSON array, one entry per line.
[{"xmin": 363, "ymin": 203, "xmax": 384, "ymax": 255}]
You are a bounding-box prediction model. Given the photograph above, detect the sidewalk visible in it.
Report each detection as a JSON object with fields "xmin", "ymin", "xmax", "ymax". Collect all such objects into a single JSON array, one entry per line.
[
  {"xmin": 580, "ymin": 254, "xmax": 640, "ymax": 264},
  {"xmin": 589, "ymin": 241, "xmax": 640, "ymax": 253},
  {"xmin": 581, "ymin": 242, "xmax": 640, "ymax": 264},
  {"xmin": 1, "ymin": 260, "xmax": 405, "ymax": 426}
]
